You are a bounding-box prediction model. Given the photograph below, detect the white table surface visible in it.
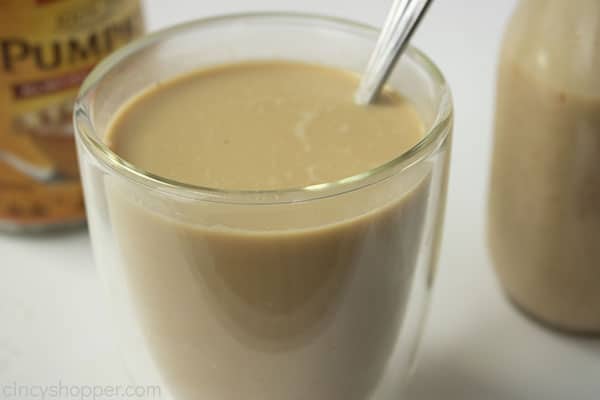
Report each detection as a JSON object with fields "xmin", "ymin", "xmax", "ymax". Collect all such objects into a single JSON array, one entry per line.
[{"xmin": 1, "ymin": 1, "xmax": 599, "ymax": 399}]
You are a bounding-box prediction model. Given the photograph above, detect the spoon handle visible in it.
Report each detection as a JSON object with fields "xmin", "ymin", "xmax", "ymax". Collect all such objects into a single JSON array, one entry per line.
[{"xmin": 354, "ymin": 0, "xmax": 433, "ymax": 105}]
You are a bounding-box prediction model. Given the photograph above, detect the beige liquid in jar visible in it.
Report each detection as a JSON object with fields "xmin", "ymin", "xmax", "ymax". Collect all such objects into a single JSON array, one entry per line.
[
  {"xmin": 489, "ymin": 0, "xmax": 600, "ymax": 334},
  {"xmin": 106, "ymin": 61, "xmax": 429, "ymax": 399}
]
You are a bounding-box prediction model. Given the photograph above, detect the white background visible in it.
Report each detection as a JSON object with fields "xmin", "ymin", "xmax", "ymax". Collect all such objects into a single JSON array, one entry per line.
[{"xmin": 1, "ymin": 0, "xmax": 599, "ymax": 399}]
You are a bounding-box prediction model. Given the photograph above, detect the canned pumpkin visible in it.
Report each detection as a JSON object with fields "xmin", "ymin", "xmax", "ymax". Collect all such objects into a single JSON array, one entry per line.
[{"xmin": 0, "ymin": 0, "xmax": 144, "ymax": 231}]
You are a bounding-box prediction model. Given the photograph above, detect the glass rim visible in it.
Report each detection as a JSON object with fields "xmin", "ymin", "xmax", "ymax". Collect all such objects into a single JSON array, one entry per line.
[{"xmin": 74, "ymin": 12, "xmax": 453, "ymax": 204}]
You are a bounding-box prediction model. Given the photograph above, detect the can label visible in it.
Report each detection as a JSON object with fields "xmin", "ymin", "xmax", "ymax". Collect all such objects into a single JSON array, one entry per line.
[{"xmin": 0, "ymin": 0, "xmax": 143, "ymax": 229}]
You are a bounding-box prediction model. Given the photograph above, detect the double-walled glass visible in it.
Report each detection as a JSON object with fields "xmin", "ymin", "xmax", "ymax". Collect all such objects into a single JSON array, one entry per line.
[{"xmin": 74, "ymin": 13, "xmax": 452, "ymax": 400}]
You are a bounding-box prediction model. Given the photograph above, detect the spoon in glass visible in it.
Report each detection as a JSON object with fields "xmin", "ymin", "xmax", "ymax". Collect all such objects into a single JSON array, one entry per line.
[{"xmin": 355, "ymin": 0, "xmax": 433, "ymax": 105}]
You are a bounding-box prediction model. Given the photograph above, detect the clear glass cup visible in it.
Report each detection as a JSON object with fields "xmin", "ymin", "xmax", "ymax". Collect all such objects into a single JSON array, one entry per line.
[{"xmin": 74, "ymin": 13, "xmax": 452, "ymax": 400}]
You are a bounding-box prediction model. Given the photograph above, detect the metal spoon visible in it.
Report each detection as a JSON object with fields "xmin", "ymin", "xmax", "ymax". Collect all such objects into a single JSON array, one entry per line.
[{"xmin": 355, "ymin": 0, "xmax": 433, "ymax": 105}]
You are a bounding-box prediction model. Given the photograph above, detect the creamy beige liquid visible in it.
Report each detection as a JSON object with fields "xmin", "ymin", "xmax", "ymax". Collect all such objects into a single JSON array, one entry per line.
[
  {"xmin": 489, "ymin": 1, "xmax": 600, "ymax": 334},
  {"xmin": 109, "ymin": 62, "xmax": 423, "ymax": 190},
  {"xmin": 106, "ymin": 61, "xmax": 429, "ymax": 399},
  {"xmin": 490, "ymin": 60, "xmax": 600, "ymax": 333}
]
